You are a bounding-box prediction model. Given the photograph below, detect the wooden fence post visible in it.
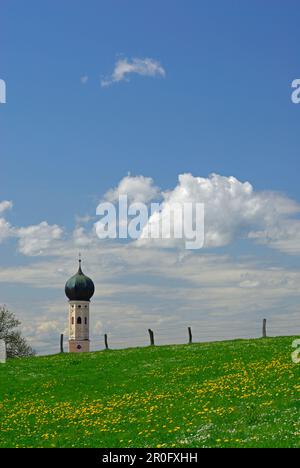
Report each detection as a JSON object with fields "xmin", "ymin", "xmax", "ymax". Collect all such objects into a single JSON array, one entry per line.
[
  {"xmin": 188, "ymin": 327, "xmax": 192, "ymax": 344},
  {"xmin": 148, "ymin": 329, "xmax": 155, "ymax": 346},
  {"xmin": 104, "ymin": 333, "xmax": 109, "ymax": 350},
  {"xmin": 262, "ymin": 319, "xmax": 267, "ymax": 338},
  {"xmin": 60, "ymin": 333, "xmax": 64, "ymax": 353}
]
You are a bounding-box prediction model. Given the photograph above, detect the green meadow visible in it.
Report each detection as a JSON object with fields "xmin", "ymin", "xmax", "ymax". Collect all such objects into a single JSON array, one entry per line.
[{"xmin": 0, "ymin": 336, "xmax": 299, "ymax": 448}]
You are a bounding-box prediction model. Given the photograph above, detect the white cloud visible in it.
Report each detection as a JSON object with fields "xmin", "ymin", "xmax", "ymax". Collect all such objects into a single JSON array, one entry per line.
[
  {"xmin": 101, "ymin": 57, "xmax": 166, "ymax": 87},
  {"xmin": 134, "ymin": 173, "xmax": 300, "ymax": 251},
  {"xmin": 17, "ymin": 221, "xmax": 63, "ymax": 256},
  {"xmin": 0, "ymin": 201, "xmax": 64, "ymax": 254},
  {"xmin": 73, "ymin": 226, "xmax": 93, "ymax": 247},
  {"xmin": 1, "ymin": 173, "xmax": 300, "ymax": 353},
  {"xmin": 249, "ymin": 219, "xmax": 300, "ymax": 254},
  {"xmin": 0, "ymin": 200, "xmax": 13, "ymax": 242},
  {"xmin": 36, "ymin": 320, "xmax": 63, "ymax": 335},
  {"xmin": 103, "ymin": 174, "xmax": 160, "ymax": 204},
  {"xmin": 0, "ymin": 218, "xmax": 12, "ymax": 242},
  {"xmin": 80, "ymin": 75, "xmax": 88, "ymax": 84},
  {"xmin": 0, "ymin": 200, "xmax": 12, "ymax": 214},
  {"xmin": 2, "ymin": 173, "xmax": 300, "ymax": 257},
  {"xmin": 75, "ymin": 214, "xmax": 94, "ymax": 224},
  {"xmin": 2, "ymin": 243, "xmax": 300, "ymax": 354}
]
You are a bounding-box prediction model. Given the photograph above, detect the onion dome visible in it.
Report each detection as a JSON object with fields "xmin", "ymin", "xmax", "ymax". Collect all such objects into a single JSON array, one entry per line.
[{"xmin": 65, "ymin": 257, "xmax": 95, "ymax": 301}]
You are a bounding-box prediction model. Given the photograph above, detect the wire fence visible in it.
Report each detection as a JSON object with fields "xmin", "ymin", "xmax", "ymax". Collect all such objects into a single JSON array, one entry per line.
[{"xmin": 53, "ymin": 317, "xmax": 300, "ymax": 354}]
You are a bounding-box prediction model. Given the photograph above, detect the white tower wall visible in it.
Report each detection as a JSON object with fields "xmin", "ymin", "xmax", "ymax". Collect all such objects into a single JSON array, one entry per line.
[{"xmin": 68, "ymin": 300, "xmax": 90, "ymax": 352}]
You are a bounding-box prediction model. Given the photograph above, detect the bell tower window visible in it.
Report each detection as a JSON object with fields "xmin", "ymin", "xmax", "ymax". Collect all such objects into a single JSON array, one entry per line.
[{"xmin": 77, "ymin": 316, "xmax": 82, "ymax": 324}]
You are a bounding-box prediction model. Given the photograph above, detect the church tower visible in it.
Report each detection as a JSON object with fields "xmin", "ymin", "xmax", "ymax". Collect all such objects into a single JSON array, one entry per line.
[{"xmin": 65, "ymin": 256, "xmax": 95, "ymax": 353}]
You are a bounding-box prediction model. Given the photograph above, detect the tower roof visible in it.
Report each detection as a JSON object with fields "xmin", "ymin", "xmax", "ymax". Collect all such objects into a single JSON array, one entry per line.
[{"xmin": 65, "ymin": 257, "xmax": 95, "ymax": 301}]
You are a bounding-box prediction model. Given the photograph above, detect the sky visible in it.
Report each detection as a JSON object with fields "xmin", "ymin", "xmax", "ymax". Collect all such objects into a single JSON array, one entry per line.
[{"xmin": 1, "ymin": 0, "xmax": 300, "ymax": 353}]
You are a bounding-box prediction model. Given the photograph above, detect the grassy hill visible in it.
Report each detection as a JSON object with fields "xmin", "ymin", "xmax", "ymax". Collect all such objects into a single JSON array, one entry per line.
[{"xmin": 0, "ymin": 336, "xmax": 300, "ymax": 448}]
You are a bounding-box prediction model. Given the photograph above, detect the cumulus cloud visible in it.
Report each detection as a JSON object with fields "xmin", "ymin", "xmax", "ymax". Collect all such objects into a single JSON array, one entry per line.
[
  {"xmin": 0, "ymin": 201, "xmax": 13, "ymax": 242},
  {"xmin": 0, "ymin": 218, "xmax": 12, "ymax": 242},
  {"xmin": 138, "ymin": 173, "xmax": 300, "ymax": 249},
  {"xmin": 101, "ymin": 57, "xmax": 166, "ymax": 87},
  {"xmin": 0, "ymin": 201, "xmax": 65, "ymax": 254},
  {"xmin": 0, "ymin": 200, "xmax": 12, "ymax": 214},
  {"xmin": 103, "ymin": 174, "xmax": 160, "ymax": 204},
  {"xmin": 2, "ymin": 174, "xmax": 300, "ymax": 354},
  {"xmin": 17, "ymin": 221, "xmax": 63, "ymax": 255},
  {"xmin": 73, "ymin": 226, "xmax": 93, "ymax": 247},
  {"xmin": 3, "ymin": 242, "xmax": 300, "ymax": 354},
  {"xmin": 101, "ymin": 173, "xmax": 300, "ymax": 252},
  {"xmin": 3, "ymin": 173, "xmax": 300, "ymax": 257}
]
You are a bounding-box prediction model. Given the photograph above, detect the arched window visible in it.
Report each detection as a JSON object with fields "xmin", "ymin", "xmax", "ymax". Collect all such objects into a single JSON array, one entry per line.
[
  {"xmin": 77, "ymin": 316, "xmax": 82, "ymax": 324},
  {"xmin": 84, "ymin": 317, "xmax": 87, "ymax": 325},
  {"xmin": 71, "ymin": 317, "xmax": 74, "ymax": 325}
]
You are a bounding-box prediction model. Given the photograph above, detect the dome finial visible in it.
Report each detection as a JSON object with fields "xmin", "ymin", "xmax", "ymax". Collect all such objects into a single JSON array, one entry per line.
[{"xmin": 78, "ymin": 252, "xmax": 82, "ymax": 273}]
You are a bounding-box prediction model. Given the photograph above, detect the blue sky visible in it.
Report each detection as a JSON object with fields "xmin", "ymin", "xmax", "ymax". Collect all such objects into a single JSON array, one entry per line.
[{"xmin": 1, "ymin": 1, "xmax": 300, "ymax": 353}]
